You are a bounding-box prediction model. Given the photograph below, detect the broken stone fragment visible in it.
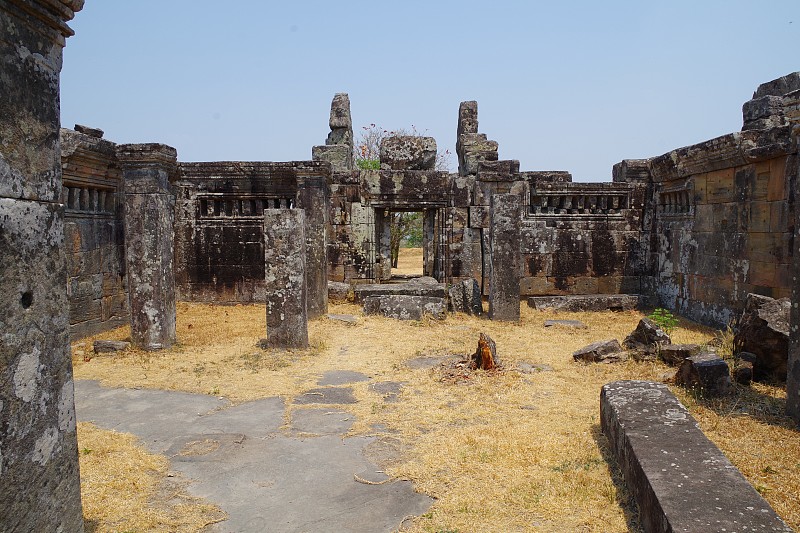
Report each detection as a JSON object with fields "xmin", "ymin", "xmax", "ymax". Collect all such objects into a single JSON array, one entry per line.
[
  {"xmin": 74, "ymin": 124, "xmax": 104, "ymax": 138},
  {"xmin": 447, "ymin": 278, "xmax": 482, "ymax": 316},
  {"xmin": 658, "ymin": 344, "xmax": 700, "ymax": 366},
  {"xmin": 544, "ymin": 319, "xmax": 587, "ymax": 329},
  {"xmin": 329, "ymin": 93, "xmax": 352, "ymax": 130},
  {"xmin": 623, "ymin": 318, "xmax": 671, "ymax": 353},
  {"xmin": 457, "ymin": 101, "xmax": 478, "ymax": 136},
  {"xmin": 733, "ymin": 293, "xmax": 789, "ymax": 382},
  {"xmin": 573, "ymin": 339, "xmax": 627, "ymax": 363},
  {"xmin": 471, "ymin": 333, "xmax": 500, "ymax": 370},
  {"xmin": 93, "ymin": 340, "xmax": 130, "ymax": 353},
  {"xmin": 676, "ymin": 353, "xmax": 732, "ymax": 396},
  {"xmin": 733, "ymin": 360, "xmax": 754, "ymax": 386}
]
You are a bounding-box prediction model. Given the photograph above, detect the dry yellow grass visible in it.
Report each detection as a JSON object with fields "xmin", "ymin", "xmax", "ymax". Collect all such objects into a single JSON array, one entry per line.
[
  {"xmin": 71, "ymin": 268, "xmax": 800, "ymax": 531},
  {"xmin": 77, "ymin": 422, "xmax": 225, "ymax": 532}
]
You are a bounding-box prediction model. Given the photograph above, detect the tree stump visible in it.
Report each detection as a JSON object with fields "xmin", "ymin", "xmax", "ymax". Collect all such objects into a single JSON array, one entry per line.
[{"xmin": 471, "ymin": 333, "xmax": 500, "ymax": 370}]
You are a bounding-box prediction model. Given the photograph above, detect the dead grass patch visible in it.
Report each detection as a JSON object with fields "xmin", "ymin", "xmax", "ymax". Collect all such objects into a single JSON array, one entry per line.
[
  {"xmin": 77, "ymin": 422, "xmax": 225, "ymax": 532},
  {"xmin": 394, "ymin": 246, "xmax": 424, "ymax": 275},
  {"xmin": 72, "ymin": 297, "xmax": 799, "ymax": 532}
]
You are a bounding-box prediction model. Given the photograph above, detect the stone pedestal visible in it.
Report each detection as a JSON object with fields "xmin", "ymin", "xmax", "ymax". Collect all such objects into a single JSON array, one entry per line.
[
  {"xmin": 488, "ymin": 194, "xmax": 522, "ymax": 321},
  {"xmin": 0, "ymin": 2, "xmax": 85, "ymax": 531},
  {"xmin": 296, "ymin": 174, "xmax": 329, "ymax": 319},
  {"xmin": 117, "ymin": 144, "xmax": 178, "ymax": 350},
  {"xmin": 264, "ymin": 209, "xmax": 309, "ymax": 348}
]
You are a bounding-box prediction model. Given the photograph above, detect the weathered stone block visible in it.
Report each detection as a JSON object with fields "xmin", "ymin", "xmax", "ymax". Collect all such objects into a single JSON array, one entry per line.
[
  {"xmin": 572, "ymin": 339, "xmax": 626, "ymax": 363},
  {"xmin": 93, "ymin": 340, "xmax": 130, "ymax": 353},
  {"xmin": 363, "ymin": 295, "xmax": 446, "ymax": 320},
  {"xmin": 353, "ymin": 282, "xmax": 447, "ymax": 302},
  {"xmin": 623, "ymin": 318, "xmax": 671, "ymax": 353},
  {"xmin": 328, "ymin": 93, "xmax": 352, "ymax": 129},
  {"xmin": 488, "ymin": 194, "xmax": 521, "ymax": 321},
  {"xmin": 264, "ymin": 209, "xmax": 309, "ymax": 348},
  {"xmin": 601, "ymin": 381, "xmax": 791, "ymax": 533},
  {"xmin": 312, "ymin": 144, "xmax": 352, "ymax": 172},
  {"xmin": 527, "ymin": 294, "xmax": 639, "ymax": 312},
  {"xmin": 379, "ymin": 136, "xmax": 437, "ymax": 170},
  {"xmin": 328, "ymin": 281, "xmax": 350, "ymax": 302},
  {"xmin": 457, "ymin": 101, "xmax": 478, "ymax": 136},
  {"xmin": 658, "ymin": 343, "xmax": 700, "ymax": 366},
  {"xmin": 296, "ymin": 175, "xmax": 329, "ymax": 319},
  {"xmin": 676, "ymin": 353, "xmax": 732, "ymax": 396},
  {"xmin": 734, "ymin": 293, "xmax": 789, "ymax": 381}
]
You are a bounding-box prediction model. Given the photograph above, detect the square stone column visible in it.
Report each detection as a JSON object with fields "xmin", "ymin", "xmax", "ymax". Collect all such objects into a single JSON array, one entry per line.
[
  {"xmin": 488, "ymin": 194, "xmax": 522, "ymax": 321},
  {"xmin": 296, "ymin": 173, "xmax": 329, "ymax": 318},
  {"xmin": 117, "ymin": 144, "xmax": 178, "ymax": 350},
  {"xmin": 0, "ymin": 1, "xmax": 85, "ymax": 531},
  {"xmin": 264, "ymin": 209, "xmax": 309, "ymax": 348}
]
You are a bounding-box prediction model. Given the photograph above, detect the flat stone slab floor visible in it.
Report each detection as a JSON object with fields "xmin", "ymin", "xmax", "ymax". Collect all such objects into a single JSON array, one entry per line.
[{"xmin": 75, "ymin": 380, "xmax": 432, "ymax": 532}]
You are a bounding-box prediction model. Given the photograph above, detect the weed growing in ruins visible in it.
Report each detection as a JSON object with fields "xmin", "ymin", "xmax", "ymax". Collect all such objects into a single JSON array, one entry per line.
[{"xmin": 648, "ymin": 308, "xmax": 678, "ymax": 334}]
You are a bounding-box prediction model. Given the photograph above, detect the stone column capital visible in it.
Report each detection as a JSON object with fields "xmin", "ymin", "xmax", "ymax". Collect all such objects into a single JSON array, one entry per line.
[
  {"xmin": 4, "ymin": 0, "xmax": 84, "ymax": 43},
  {"xmin": 116, "ymin": 143, "xmax": 178, "ymax": 168},
  {"xmin": 116, "ymin": 144, "xmax": 179, "ymax": 192}
]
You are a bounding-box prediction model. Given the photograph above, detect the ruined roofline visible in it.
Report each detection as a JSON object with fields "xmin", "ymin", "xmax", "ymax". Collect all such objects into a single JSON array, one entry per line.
[{"xmin": 177, "ymin": 160, "xmax": 331, "ymax": 178}]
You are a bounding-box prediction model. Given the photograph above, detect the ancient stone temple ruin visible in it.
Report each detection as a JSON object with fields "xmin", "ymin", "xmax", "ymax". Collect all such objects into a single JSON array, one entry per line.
[
  {"xmin": 49, "ymin": 74, "xmax": 800, "ymax": 425},
  {"xmin": 1, "ymin": 1, "xmax": 799, "ymax": 525}
]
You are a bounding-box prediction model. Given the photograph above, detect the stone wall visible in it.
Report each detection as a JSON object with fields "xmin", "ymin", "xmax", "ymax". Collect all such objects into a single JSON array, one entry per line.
[
  {"xmin": 61, "ymin": 127, "xmax": 128, "ymax": 338},
  {"xmin": 174, "ymin": 161, "xmax": 329, "ymax": 302}
]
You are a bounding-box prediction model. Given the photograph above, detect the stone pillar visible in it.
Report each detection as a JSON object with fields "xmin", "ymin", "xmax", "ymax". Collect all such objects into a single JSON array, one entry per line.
[
  {"xmin": 488, "ymin": 194, "xmax": 522, "ymax": 321},
  {"xmin": 0, "ymin": 1, "xmax": 85, "ymax": 531},
  {"xmin": 117, "ymin": 144, "xmax": 178, "ymax": 350},
  {"xmin": 264, "ymin": 209, "xmax": 309, "ymax": 348},
  {"xmin": 296, "ymin": 173, "xmax": 329, "ymax": 318}
]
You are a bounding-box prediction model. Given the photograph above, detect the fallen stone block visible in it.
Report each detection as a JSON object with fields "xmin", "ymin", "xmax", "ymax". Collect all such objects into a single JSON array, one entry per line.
[
  {"xmin": 734, "ymin": 293, "xmax": 789, "ymax": 382},
  {"xmin": 733, "ymin": 360, "xmax": 754, "ymax": 386},
  {"xmin": 528, "ymin": 294, "xmax": 639, "ymax": 312},
  {"xmin": 544, "ymin": 319, "xmax": 587, "ymax": 329},
  {"xmin": 327, "ymin": 314, "xmax": 357, "ymax": 324},
  {"xmin": 573, "ymin": 339, "xmax": 626, "ymax": 363},
  {"xmin": 363, "ymin": 295, "xmax": 446, "ymax": 320},
  {"xmin": 601, "ymin": 380, "xmax": 791, "ymax": 533},
  {"xmin": 623, "ymin": 318, "xmax": 671, "ymax": 353},
  {"xmin": 676, "ymin": 353, "xmax": 732, "ymax": 396},
  {"xmin": 93, "ymin": 340, "xmax": 131, "ymax": 353},
  {"xmin": 327, "ymin": 281, "xmax": 350, "ymax": 302},
  {"xmin": 658, "ymin": 343, "xmax": 700, "ymax": 366}
]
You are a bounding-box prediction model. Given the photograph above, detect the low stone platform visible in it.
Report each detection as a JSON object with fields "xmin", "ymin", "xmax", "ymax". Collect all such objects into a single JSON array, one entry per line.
[
  {"xmin": 528, "ymin": 294, "xmax": 639, "ymax": 312},
  {"xmin": 353, "ymin": 281, "xmax": 447, "ymax": 303},
  {"xmin": 363, "ymin": 295, "xmax": 447, "ymax": 320},
  {"xmin": 601, "ymin": 380, "xmax": 792, "ymax": 532}
]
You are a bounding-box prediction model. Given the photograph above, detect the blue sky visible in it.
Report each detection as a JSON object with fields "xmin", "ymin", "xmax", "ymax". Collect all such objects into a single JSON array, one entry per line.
[{"xmin": 61, "ymin": 1, "xmax": 799, "ymax": 181}]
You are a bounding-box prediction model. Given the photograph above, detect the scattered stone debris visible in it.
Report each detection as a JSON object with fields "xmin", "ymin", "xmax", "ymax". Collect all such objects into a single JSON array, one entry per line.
[
  {"xmin": 470, "ymin": 333, "xmax": 500, "ymax": 370},
  {"xmin": 734, "ymin": 293, "xmax": 790, "ymax": 382},
  {"xmin": 676, "ymin": 353, "xmax": 732, "ymax": 396},
  {"xmin": 572, "ymin": 339, "xmax": 627, "ymax": 363},
  {"xmin": 93, "ymin": 340, "xmax": 130, "ymax": 353},
  {"xmin": 623, "ymin": 318, "xmax": 671, "ymax": 354},
  {"xmin": 658, "ymin": 344, "xmax": 701, "ymax": 366},
  {"xmin": 544, "ymin": 319, "xmax": 587, "ymax": 329},
  {"xmin": 516, "ymin": 362, "xmax": 554, "ymax": 374}
]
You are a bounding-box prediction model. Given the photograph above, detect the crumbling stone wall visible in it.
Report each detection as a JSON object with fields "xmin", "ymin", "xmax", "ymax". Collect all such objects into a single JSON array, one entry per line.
[
  {"xmin": 174, "ymin": 161, "xmax": 330, "ymax": 302},
  {"xmin": 61, "ymin": 126, "xmax": 128, "ymax": 338}
]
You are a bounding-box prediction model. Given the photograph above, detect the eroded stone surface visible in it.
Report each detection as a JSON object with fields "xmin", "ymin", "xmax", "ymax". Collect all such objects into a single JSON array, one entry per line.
[
  {"xmin": 379, "ymin": 136, "xmax": 437, "ymax": 170},
  {"xmin": 572, "ymin": 339, "xmax": 626, "ymax": 363},
  {"xmin": 601, "ymin": 381, "xmax": 791, "ymax": 532},
  {"xmin": 488, "ymin": 194, "xmax": 521, "ymax": 321},
  {"xmin": 264, "ymin": 209, "xmax": 309, "ymax": 349},
  {"xmin": 363, "ymin": 295, "xmax": 447, "ymax": 320},
  {"xmin": 734, "ymin": 293, "xmax": 790, "ymax": 382},
  {"xmin": 676, "ymin": 353, "xmax": 732, "ymax": 396}
]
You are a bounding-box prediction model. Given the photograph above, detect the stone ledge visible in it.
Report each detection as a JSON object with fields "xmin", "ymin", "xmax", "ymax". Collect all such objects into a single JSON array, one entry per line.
[
  {"xmin": 601, "ymin": 380, "xmax": 792, "ymax": 533},
  {"xmin": 353, "ymin": 282, "xmax": 447, "ymax": 303},
  {"xmin": 527, "ymin": 294, "xmax": 639, "ymax": 312}
]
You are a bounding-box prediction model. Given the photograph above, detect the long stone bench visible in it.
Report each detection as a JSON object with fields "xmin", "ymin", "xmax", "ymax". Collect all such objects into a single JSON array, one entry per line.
[
  {"xmin": 528, "ymin": 294, "xmax": 639, "ymax": 312},
  {"xmin": 352, "ymin": 279, "xmax": 447, "ymax": 303},
  {"xmin": 601, "ymin": 380, "xmax": 792, "ymax": 532}
]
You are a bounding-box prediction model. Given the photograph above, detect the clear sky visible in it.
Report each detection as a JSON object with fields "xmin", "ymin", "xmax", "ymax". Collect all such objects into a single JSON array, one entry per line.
[{"xmin": 61, "ymin": 1, "xmax": 799, "ymax": 181}]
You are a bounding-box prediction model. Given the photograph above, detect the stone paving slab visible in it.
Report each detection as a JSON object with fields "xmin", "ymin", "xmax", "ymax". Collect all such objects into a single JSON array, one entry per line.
[{"xmin": 75, "ymin": 380, "xmax": 432, "ymax": 532}]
